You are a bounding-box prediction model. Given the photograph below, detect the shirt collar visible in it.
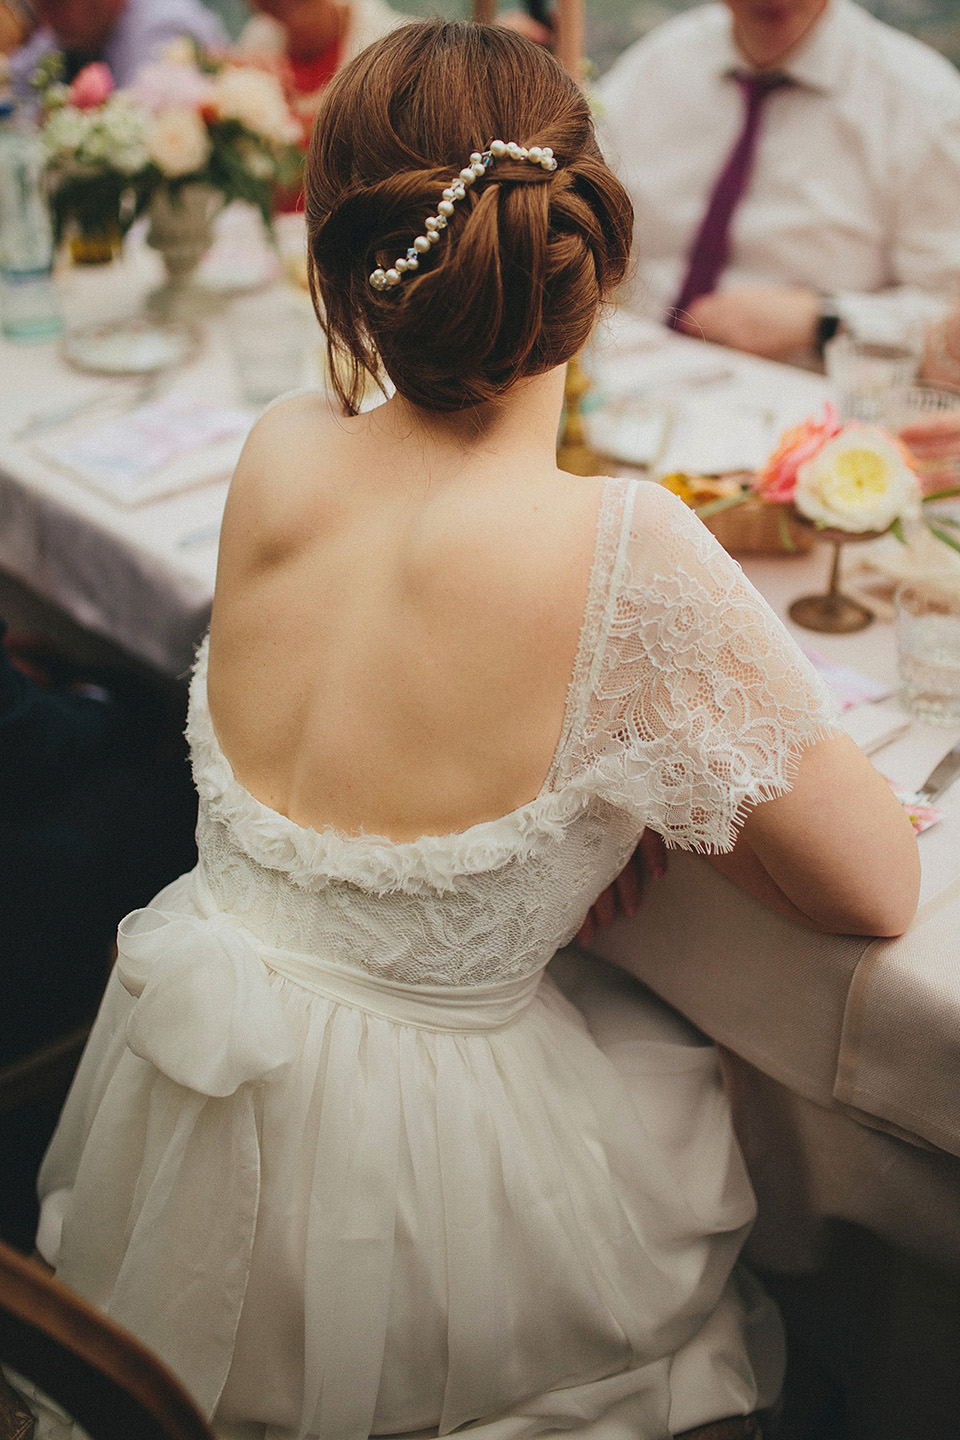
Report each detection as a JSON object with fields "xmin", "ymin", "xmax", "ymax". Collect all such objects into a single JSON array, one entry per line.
[{"xmin": 716, "ymin": 0, "xmax": 849, "ymax": 96}]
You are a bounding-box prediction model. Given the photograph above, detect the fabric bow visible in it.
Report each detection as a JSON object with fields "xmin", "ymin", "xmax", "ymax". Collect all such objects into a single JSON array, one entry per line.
[{"xmin": 116, "ymin": 905, "xmax": 294, "ymax": 1096}]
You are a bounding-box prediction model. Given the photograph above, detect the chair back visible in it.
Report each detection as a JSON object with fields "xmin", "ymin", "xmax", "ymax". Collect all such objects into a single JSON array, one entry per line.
[{"xmin": 0, "ymin": 1240, "xmax": 214, "ymax": 1440}]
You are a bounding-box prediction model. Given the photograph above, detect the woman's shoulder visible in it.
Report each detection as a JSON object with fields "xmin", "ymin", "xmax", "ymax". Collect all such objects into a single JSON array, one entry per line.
[
  {"xmin": 618, "ymin": 478, "xmax": 756, "ymax": 591},
  {"xmin": 238, "ymin": 390, "xmax": 345, "ymax": 475},
  {"xmin": 219, "ymin": 393, "xmax": 350, "ymax": 565}
]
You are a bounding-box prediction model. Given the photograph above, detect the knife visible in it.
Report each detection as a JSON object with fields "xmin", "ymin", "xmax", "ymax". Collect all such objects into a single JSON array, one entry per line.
[{"xmin": 915, "ymin": 740, "xmax": 960, "ymax": 805}]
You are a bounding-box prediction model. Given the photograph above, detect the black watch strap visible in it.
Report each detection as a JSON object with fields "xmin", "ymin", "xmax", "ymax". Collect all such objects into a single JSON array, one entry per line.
[{"xmin": 815, "ymin": 300, "xmax": 842, "ymax": 357}]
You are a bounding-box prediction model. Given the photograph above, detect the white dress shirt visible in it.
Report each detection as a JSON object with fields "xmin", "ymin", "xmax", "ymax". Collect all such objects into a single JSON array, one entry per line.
[{"xmin": 597, "ymin": 0, "xmax": 960, "ymax": 347}]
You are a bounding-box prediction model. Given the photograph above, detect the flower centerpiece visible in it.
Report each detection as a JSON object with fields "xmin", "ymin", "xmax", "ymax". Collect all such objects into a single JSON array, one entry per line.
[
  {"xmin": 33, "ymin": 55, "xmax": 152, "ymax": 261},
  {"xmin": 33, "ymin": 41, "xmax": 303, "ymax": 288},
  {"xmin": 671, "ymin": 402, "xmax": 960, "ymax": 632},
  {"xmin": 753, "ymin": 403, "xmax": 923, "ymax": 536},
  {"xmin": 752, "ymin": 404, "xmax": 927, "ymax": 630}
]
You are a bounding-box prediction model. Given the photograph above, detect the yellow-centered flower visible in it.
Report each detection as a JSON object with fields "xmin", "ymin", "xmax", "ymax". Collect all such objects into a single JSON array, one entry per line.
[{"xmin": 794, "ymin": 427, "xmax": 920, "ymax": 533}]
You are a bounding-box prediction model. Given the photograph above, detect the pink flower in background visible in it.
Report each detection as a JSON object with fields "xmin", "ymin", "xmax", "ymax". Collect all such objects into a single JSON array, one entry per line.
[
  {"xmin": 130, "ymin": 60, "xmax": 214, "ymax": 115},
  {"xmin": 69, "ymin": 63, "xmax": 114, "ymax": 109},
  {"xmin": 752, "ymin": 402, "xmax": 843, "ymax": 503}
]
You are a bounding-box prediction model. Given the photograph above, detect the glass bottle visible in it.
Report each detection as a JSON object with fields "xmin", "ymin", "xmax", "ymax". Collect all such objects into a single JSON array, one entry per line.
[{"xmin": 0, "ymin": 98, "xmax": 63, "ymax": 343}]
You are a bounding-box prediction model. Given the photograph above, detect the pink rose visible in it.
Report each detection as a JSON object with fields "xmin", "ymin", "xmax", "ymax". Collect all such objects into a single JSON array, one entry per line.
[
  {"xmin": 752, "ymin": 402, "xmax": 842, "ymax": 503},
  {"xmin": 69, "ymin": 62, "xmax": 115, "ymax": 109}
]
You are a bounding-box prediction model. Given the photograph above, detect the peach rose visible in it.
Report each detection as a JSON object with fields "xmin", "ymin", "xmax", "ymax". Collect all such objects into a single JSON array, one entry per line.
[
  {"xmin": 752, "ymin": 402, "xmax": 843, "ymax": 504},
  {"xmin": 147, "ymin": 107, "xmax": 211, "ymax": 177}
]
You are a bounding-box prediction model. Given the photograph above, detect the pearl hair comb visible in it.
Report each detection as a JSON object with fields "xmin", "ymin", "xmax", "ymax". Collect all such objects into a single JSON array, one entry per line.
[{"xmin": 368, "ymin": 140, "xmax": 558, "ymax": 291}]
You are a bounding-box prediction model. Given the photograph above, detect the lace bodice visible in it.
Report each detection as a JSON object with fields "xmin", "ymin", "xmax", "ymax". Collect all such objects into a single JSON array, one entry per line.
[{"xmin": 186, "ymin": 478, "xmax": 837, "ymax": 988}]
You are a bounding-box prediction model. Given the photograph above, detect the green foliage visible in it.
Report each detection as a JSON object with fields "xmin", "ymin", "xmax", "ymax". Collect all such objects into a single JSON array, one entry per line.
[
  {"xmin": 33, "ymin": 48, "xmax": 305, "ymax": 243},
  {"xmin": 47, "ymin": 171, "xmax": 154, "ymax": 245},
  {"xmin": 928, "ymin": 523, "xmax": 960, "ymax": 555}
]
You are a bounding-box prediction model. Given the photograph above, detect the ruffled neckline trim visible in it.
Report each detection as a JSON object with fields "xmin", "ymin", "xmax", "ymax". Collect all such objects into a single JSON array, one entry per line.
[{"xmin": 186, "ymin": 637, "xmax": 591, "ymax": 894}]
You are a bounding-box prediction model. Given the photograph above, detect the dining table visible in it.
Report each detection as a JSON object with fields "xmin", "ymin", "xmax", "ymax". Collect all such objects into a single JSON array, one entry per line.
[
  {"xmin": 0, "ymin": 212, "xmax": 311, "ymax": 676},
  {"xmin": 2, "ymin": 228, "xmax": 959, "ymax": 1288},
  {"xmin": 574, "ymin": 311, "xmax": 960, "ymax": 1274}
]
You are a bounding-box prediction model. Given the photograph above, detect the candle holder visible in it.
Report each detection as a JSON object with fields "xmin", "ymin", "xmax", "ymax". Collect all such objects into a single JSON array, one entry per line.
[
  {"xmin": 556, "ymin": 354, "xmax": 607, "ymax": 477},
  {"xmin": 787, "ymin": 525, "xmax": 883, "ymax": 633}
]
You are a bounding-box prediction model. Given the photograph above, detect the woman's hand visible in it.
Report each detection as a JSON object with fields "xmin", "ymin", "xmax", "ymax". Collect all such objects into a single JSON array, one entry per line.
[{"xmin": 574, "ymin": 828, "xmax": 667, "ymax": 946}]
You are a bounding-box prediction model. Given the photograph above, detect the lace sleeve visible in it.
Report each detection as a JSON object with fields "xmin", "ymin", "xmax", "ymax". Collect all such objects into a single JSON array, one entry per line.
[{"xmin": 554, "ymin": 481, "xmax": 840, "ymax": 852}]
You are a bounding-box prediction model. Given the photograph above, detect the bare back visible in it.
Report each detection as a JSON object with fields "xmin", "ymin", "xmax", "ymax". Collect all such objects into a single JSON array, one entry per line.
[{"xmin": 207, "ymin": 383, "xmax": 606, "ymax": 842}]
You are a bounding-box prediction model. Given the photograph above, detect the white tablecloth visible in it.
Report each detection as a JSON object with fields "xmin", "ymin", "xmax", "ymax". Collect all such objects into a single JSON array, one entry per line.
[
  {"xmin": 0, "ymin": 227, "xmax": 313, "ymax": 674},
  {"xmin": 588, "ymin": 545, "xmax": 960, "ymax": 1268}
]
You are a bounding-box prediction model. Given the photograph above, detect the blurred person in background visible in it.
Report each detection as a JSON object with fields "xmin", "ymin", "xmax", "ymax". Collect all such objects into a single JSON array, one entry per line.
[
  {"xmin": 236, "ymin": 0, "xmax": 408, "ymax": 142},
  {"xmin": 8, "ymin": 0, "xmax": 227, "ymax": 89},
  {"xmin": 922, "ymin": 286, "xmax": 960, "ymax": 395},
  {"xmin": 598, "ymin": 0, "xmax": 960, "ymax": 365},
  {"xmin": 0, "ymin": 1, "xmax": 34, "ymax": 55}
]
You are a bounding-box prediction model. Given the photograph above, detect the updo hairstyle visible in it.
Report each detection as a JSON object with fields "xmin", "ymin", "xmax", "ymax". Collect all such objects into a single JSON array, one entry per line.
[{"xmin": 305, "ymin": 21, "xmax": 633, "ymax": 414}]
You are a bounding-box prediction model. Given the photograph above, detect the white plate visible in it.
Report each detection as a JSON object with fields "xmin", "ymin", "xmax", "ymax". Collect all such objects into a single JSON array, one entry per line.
[{"xmin": 62, "ymin": 319, "xmax": 198, "ymax": 376}]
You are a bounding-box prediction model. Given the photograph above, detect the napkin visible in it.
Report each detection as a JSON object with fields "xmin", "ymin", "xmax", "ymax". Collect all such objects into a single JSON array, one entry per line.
[
  {"xmin": 38, "ymin": 395, "xmax": 252, "ymax": 507},
  {"xmin": 655, "ymin": 398, "xmax": 776, "ymax": 476},
  {"xmin": 800, "ymin": 647, "xmax": 894, "ymax": 711},
  {"xmin": 583, "ymin": 403, "xmax": 670, "ymax": 467},
  {"xmin": 839, "ymin": 698, "xmax": 911, "ymax": 756}
]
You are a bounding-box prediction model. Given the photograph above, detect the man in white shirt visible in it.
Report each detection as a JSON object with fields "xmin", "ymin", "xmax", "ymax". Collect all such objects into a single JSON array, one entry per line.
[{"xmin": 597, "ymin": 0, "xmax": 960, "ymax": 361}]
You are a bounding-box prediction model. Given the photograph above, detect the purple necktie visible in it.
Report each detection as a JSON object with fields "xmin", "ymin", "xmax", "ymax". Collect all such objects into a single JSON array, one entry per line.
[{"xmin": 666, "ymin": 72, "xmax": 791, "ymax": 328}]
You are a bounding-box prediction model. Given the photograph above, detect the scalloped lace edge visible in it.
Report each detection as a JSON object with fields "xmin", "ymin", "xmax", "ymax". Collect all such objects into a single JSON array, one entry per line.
[
  {"xmin": 187, "ymin": 637, "xmax": 591, "ymax": 894},
  {"xmin": 655, "ymin": 717, "xmax": 844, "ymax": 855}
]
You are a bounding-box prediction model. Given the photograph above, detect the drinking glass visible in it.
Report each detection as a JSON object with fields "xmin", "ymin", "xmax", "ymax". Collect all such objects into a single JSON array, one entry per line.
[
  {"xmin": 884, "ymin": 384, "xmax": 960, "ymax": 492},
  {"xmin": 225, "ymin": 291, "xmax": 312, "ymax": 406},
  {"xmin": 824, "ymin": 334, "xmax": 918, "ymax": 423},
  {"xmin": 896, "ymin": 579, "xmax": 960, "ymax": 724}
]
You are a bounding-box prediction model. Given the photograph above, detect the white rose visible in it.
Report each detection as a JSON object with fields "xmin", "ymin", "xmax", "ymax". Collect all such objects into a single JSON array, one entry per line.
[
  {"xmin": 43, "ymin": 104, "xmax": 88, "ymax": 158},
  {"xmin": 794, "ymin": 427, "xmax": 921, "ymax": 534},
  {"xmin": 211, "ymin": 67, "xmax": 300, "ymax": 145},
  {"xmin": 147, "ymin": 107, "xmax": 211, "ymax": 178},
  {"xmin": 101, "ymin": 98, "xmax": 150, "ymax": 172},
  {"xmin": 112, "ymin": 138, "xmax": 151, "ymax": 173}
]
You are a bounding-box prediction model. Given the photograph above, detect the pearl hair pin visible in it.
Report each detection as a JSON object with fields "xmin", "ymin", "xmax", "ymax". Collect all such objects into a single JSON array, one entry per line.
[{"xmin": 368, "ymin": 141, "xmax": 558, "ymax": 291}]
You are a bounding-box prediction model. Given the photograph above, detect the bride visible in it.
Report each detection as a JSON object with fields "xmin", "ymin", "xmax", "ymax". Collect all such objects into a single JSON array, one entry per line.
[{"xmin": 34, "ymin": 20, "xmax": 919, "ymax": 1440}]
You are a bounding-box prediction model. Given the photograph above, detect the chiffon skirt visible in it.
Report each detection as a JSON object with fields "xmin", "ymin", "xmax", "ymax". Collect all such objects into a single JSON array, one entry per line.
[{"xmin": 36, "ymin": 870, "xmax": 783, "ymax": 1440}]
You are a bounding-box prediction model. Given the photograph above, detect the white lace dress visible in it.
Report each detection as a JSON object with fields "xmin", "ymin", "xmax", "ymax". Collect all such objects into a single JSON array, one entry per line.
[{"xmin": 35, "ymin": 479, "xmax": 837, "ymax": 1440}]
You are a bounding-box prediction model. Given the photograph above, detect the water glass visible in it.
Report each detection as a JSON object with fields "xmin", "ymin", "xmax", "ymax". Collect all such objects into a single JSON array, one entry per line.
[
  {"xmin": 225, "ymin": 291, "xmax": 312, "ymax": 406},
  {"xmin": 824, "ymin": 333, "xmax": 918, "ymax": 423},
  {"xmin": 896, "ymin": 580, "xmax": 960, "ymax": 725},
  {"xmin": 883, "ymin": 384, "xmax": 960, "ymax": 491}
]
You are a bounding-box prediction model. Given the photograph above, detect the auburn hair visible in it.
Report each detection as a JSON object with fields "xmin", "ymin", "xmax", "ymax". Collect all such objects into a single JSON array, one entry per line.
[{"xmin": 304, "ymin": 20, "xmax": 633, "ymax": 413}]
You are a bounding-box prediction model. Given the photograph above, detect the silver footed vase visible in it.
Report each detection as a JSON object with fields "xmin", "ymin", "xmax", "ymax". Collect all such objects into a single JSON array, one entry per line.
[{"xmin": 145, "ymin": 181, "xmax": 223, "ymax": 322}]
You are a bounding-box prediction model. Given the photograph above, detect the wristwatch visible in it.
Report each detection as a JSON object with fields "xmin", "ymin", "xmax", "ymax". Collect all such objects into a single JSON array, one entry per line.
[{"xmin": 815, "ymin": 298, "xmax": 842, "ymax": 357}]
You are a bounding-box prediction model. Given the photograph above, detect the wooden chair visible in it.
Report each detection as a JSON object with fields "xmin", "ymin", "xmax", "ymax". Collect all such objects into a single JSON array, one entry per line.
[{"xmin": 0, "ymin": 1240, "xmax": 214, "ymax": 1440}]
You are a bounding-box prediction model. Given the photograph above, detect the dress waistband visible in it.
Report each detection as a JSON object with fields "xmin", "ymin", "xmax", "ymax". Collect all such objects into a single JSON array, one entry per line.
[
  {"xmin": 114, "ymin": 869, "xmax": 542, "ymax": 1098},
  {"xmin": 258, "ymin": 942, "xmax": 542, "ymax": 1033},
  {"xmin": 188, "ymin": 871, "xmax": 541, "ymax": 1032}
]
